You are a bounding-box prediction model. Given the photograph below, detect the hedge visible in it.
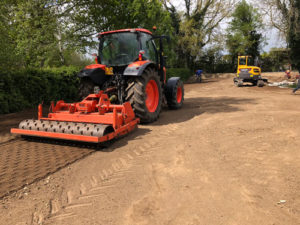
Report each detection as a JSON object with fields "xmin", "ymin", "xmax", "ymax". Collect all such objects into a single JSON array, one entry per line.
[
  {"xmin": 0, "ymin": 67, "xmax": 80, "ymax": 114},
  {"xmin": 0, "ymin": 67, "xmax": 193, "ymax": 114},
  {"xmin": 166, "ymin": 68, "xmax": 193, "ymax": 81}
]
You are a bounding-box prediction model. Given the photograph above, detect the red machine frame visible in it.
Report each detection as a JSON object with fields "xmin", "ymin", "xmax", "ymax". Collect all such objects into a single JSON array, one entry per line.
[{"xmin": 11, "ymin": 91, "xmax": 139, "ymax": 143}]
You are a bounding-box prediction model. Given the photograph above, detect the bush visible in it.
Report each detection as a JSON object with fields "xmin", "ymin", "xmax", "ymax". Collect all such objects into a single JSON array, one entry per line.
[
  {"xmin": 0, "ymin": 66, "xmax": 193, "ymax": 114},
  {"xmin": 166, "ymin": 68, "xmax": 193, "ymax": 81},
  {"xmin": 0, "ymin": 66, "xmax": 80, "ymax": 114}
]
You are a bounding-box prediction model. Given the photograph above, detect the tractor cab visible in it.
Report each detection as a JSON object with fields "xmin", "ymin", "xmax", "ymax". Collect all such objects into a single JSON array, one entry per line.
[
  {"xmin": 78, "ymin": 28, "xmax": 183, "ymax": 123},
  {"xmin": 98, "ymin": 29, "xmax": 157, "ymax": 67}
]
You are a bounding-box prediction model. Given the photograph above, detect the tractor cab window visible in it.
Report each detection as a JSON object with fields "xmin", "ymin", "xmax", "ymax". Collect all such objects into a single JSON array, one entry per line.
[
  {"xmin": 139, "ymin": 32, "xmax": 157, "ymax": 62},
  {"xmin": 100, "ymin": 32, "xmax": 139, "ymax": 66}
]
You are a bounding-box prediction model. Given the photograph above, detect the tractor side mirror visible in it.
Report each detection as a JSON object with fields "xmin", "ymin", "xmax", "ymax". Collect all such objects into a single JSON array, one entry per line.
[{"xmin": 159, "ymin": 35, "xmax": 170, "ymax": 43}]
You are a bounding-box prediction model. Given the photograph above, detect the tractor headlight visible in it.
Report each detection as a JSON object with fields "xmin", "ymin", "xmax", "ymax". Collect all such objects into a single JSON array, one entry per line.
[{"xmin": 105, "ymin": 67, "xmax": 114, "ymax": 75}]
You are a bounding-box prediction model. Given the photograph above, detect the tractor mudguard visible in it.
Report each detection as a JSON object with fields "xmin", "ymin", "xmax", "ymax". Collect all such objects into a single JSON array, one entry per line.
[
  {"xmin": 78, "ymin": 64, "xmax": 107, "ymax": 85},
  {"xmin": 123, "ymin": 60, "xmax": 156, "ymax": 76}
]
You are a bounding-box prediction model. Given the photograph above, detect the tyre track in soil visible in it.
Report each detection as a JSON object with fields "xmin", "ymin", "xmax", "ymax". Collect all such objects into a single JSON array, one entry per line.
[
  {"xmin": 0, "ymin": 139, "xmax": 95, "ymax": 199},
  {"xmin": 0, "ymin": 98, "xmax": 180, "ymax": 201},
  {"xmin": 43, "ymin": 123, "xmax": 180, "ymax": 225},
  {"xmin": 0, "ymin": 134, "xmax": 19, "ymax": 146},
  {"xmin": 2, "ymin": 74, "xmax": 300, "ymax": 225}
]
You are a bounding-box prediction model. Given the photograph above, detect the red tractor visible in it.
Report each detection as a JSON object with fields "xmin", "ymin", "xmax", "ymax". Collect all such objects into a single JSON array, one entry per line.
[
  {"xmin": 11, "ymin": 29, "xmax": 184, "ymax": 143},
  {"xmin": 78, "ymin": 28, "xmax": 184, "ymax": 123},
  {"xmin": 11, "ymin": 28, "xmax": 184, "ymax": 144}
]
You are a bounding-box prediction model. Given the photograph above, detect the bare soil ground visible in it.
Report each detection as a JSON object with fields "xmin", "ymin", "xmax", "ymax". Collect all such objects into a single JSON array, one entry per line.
[{"xmin": 1, "ymin": 72, "xmax": 300, "ymax": 225}]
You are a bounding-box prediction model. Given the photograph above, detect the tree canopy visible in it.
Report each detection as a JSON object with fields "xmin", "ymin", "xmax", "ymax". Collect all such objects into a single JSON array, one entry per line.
[
  {"xmin": 261, "ymin": 0, "xmax": 300, "ymax": 68},
  {"xmin": 226, "ymin": 0, "xmax": 263, "ymax": 64},
  {"xmin": 0, "ymin": 0, "xmax": 296, "ymax": 72},
  {"xmin": 164, "ymin": 0, "xmax": 235, "ymax": 69},
  {"xmin": 0, "ymin": 0, "xmax": 173, "ymax": 69}
]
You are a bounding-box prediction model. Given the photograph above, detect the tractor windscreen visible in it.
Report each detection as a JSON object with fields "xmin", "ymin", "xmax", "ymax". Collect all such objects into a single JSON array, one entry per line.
[{"xmin": 99, "ymin": 32, "xmax": 139, "ymax": 66}]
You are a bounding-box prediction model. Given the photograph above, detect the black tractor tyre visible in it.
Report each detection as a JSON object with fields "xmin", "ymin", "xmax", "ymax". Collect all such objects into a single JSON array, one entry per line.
[
  {"xmin": 252, "ymin": 80, "xmax": 258, "ymax": 86},
  {"xmin": 165, "ymin": 79, "xmax": 184, "ymax": 109},
  {"xmin": 257, "ymin": 80, "xmax": 264, "ymax": 87},
  {"xmin": 125, "ymin": 68, "xmax": 162, "ymax": 123},
  {"xmin": 79, "ymin": 78, "xmax": 95, "ymax": 100}
]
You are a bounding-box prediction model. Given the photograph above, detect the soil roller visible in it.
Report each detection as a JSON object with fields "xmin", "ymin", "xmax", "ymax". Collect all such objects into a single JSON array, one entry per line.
[{"xmin": 11, "ymin": 91, "xmax": 139, "ymax": 143}]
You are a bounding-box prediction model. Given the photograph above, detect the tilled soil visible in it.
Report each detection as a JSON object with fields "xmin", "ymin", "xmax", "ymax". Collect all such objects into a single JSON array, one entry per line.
[
  {"xmin": 0, "ymin": 140, "xmax": 94, "ymax": 198},
  {"xmin": 1, "ymin": 73, "xmax": 300, "ymax": 225}
]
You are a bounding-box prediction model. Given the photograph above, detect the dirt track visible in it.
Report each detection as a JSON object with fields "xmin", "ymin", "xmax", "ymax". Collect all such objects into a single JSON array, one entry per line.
[{"xmin": 1, "ymin": 73, "xmax": 300, "ymax": 225}]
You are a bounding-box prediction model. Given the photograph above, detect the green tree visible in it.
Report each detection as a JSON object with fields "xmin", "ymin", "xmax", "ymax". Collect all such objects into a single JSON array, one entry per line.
[
  {"xmin": 163, "ymin": 0, "xmax": 235, "ymax": 69},
  {"xmin": 0, "ymin": 0, "xmax": 20, "ymax": 69},
  {"xmin": 226, "ymin": 0, "xmax": 263, "ymax": 64},
  {"xmin": 0, "ymin": 0, "xmax": 173, "ymax": 69},
  {"xmin": 11, "ymin": 0, "xmax": 60, "ymax": 67},
  {"xmin": 58, "ymin": 0, "xmax": 173, "ymax": 52},
  {"xmin": 262, "ymin": 0, "xmax": 300, "ymax": 68},
  {"xmin": 261, "ymin": 48, "xmax": 290, "ymax": 71},
  {"xmin": 288, "ymin": 0, "xmax": 300, "ymax": 68}
]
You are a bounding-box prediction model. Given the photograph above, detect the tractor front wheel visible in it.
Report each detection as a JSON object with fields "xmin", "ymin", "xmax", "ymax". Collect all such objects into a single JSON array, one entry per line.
[
  {"xmin": 126, "ymin": 68, "xmax": 162, "ymax": 123},
  {"xmin": 165, "ymin": 79, "xmax": 184, "ymax": 109}
]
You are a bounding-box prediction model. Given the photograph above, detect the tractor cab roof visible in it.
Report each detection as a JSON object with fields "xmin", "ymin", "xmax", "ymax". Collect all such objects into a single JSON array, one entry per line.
[{"xmin": 98, "ymin": 28, "xmax": 152, "ymax": 37}]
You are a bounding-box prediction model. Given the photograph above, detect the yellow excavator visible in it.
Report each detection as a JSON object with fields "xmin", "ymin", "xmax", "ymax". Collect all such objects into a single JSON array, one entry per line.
[{"xmin": 233, "ymin": 56, "xmax": 267, "ymax": 87}]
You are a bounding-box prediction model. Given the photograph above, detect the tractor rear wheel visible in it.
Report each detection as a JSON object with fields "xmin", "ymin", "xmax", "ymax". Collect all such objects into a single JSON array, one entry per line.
[
  {"xmin": 126, "ymin": 68, "xmax": 162, "ymax": 123},
  {"xmin": 79, "ymin": 78, "xmax": 94, "ymax": 100}
]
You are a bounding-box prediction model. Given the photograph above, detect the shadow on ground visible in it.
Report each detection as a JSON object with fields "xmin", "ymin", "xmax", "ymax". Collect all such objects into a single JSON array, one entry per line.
[
  {"xmin": 0, "ymin": 126, "xmax": 151, "ymax": 199},
  {"xmin": 186, "ymin": 78, "xmax": 222, "ymax": 85},
  {"xmin": 152, "ymin": 96, "xmax": 256, "ymax": 126}
]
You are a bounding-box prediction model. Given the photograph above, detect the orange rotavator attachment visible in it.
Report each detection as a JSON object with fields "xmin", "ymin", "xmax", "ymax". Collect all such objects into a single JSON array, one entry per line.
[{"xmin": 11, "ymin": 91, "xmax": 139, "ymax": 143}]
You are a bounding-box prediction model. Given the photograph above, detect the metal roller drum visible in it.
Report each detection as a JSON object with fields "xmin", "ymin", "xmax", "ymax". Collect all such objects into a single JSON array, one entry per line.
[
  {"xmin": 19, "ymin": 119, "xmax": 31, "ymax": 129},
  {"xmin": 81, "ymin": 124, "xmax": 95, "ymax": 136},
  {"xmin": 39, "ymin": 120, "xmax": 51, "ymax": 131},
  {"xmin": 72, "ymin": 123, "xmax": 85, "ymax": 135},
  {"xmin": 18, "ymin": 119, "xmax": 115, "ymax": 138},
  {"xmin": 92, "ymin": 124, "xmax": 114, "ymax": 137},
  {"xmin": 55, "ymin": 122, "xmax": 69, "ymax": 133}
]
